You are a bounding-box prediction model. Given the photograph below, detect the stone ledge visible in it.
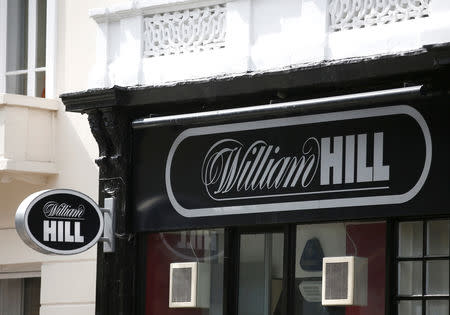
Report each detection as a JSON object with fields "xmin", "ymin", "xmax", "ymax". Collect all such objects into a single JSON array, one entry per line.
[
  {"xmin": 0, "ymin": 93, "xmax": 59, "ymax": 111},
  {"xmin": 0, "ymin": 94, "xmax": 59, "ymax": 184}
]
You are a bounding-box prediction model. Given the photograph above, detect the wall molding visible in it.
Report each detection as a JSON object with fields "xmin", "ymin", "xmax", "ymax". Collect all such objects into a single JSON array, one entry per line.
[{"xmin": 89, "ymin": 0, "xmax": 233, "ymax": 23}]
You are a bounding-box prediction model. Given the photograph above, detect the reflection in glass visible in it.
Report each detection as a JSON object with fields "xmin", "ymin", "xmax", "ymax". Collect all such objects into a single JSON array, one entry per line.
[
  {"xmin": 399, "ymin": 222, "xmax": 423, "ymax": 257},
  {"xmin": 295, "ymin": 222, "xmax": 386, "ymax": 315},
  {"xmin": 398, "ymin": 261, "xmax": 422, "ymax": 296},
  {"xmin": 398, "ymin": 300, "xmax": 422, "ymax": 315},
  {"xmin": 238, "ymin": 233, "xmax": 284, "ymax": 315},
  {"xmin": 0, "ymin": 278, "xmax": 24, "ymax": 314},
  {"xmin": 36, "ymin": 71, "xmax": 45, "ymax": 98},
  {"xmin": 426, "ymin": 260, "xmax": 449, "ymax": 294},
  {"xmin": 146, "ymin": 229, "xmax": 224, "ymax": 315},
  {"xmin": 427, "ymin": 220, "xmax": 449, "ymax": 256},
  {"xmin": 36, "ymin": 0, "xmax": 47, "ymax": 68},
  {"xmin": 7, "ymin": 0, "xmax": 28, "ymax": 71},
  {"xmin": 23, "ymin": 278, "xmax": 41, "ymax": 315},
  {"xmin": 6, "ymin": 74, "xmax": 27, "ymax": 95},
  {"xmin": 426, "ymin": 300, "xmax": 449, "ymax": 315}
]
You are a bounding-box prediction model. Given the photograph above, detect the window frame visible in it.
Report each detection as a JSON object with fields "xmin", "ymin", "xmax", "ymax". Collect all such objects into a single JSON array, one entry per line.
[
  {"xmin": 231, "ymin": 225, "xmax": 290, "ymax": 315},
  {"xmin": 393, "ymin": 218, "xmax": 450, "ymax": 315},
  {"xmin": 138, "ymin": 218, "xmax": 449, "ymax": 315},
  {"xmin": 0, "ymin": 0, "xmax": 57, "ymax": 98}
]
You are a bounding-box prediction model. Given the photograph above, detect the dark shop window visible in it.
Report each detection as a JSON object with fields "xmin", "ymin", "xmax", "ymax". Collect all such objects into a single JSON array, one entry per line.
[
  {"xmin": 145, "ymin": 229, "xmax": 225, "ymax": 315},
  {"xmin": 143, "ymin": 221, "xmax": 389, "ymax": 315},
  {"xmin": 395, "ymin": 220, "xmax": 450, "ymax": 315}
]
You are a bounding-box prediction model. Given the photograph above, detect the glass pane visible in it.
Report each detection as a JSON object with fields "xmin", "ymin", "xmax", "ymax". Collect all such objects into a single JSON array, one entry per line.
[
  {"xmin": 0, "ymin": 278, "xmax": 23, "ymax": 314},
  {"xmin": 426, "ymin": 300, "xmax": 449, "ymax": 315},
  {"xmin": 296, "ymin": 222, "xmax": 386, "ymax": 315},
  {"xmin": 36, "ymin": 0, "xmax": 47, "ymax": 68},
  {"xmin": 35, "ymin": 71, "xmax": 45, "ymax": 97},
  {"xmin": 238, "ymin": 232, "xmax": 284, "ymax": 315},
  {"xmin": 398, "ymin": 261, "xmax": 422, "ymax": 296},
  {"xmin": 399, "ymin": 222, "xmax": 423, "ymax": 257},
  {"xmin": 6, "ymin": 74, "xmax": 27, "ymax": 95},
  {"xmin": 398, "ymin": 300, "xmax": 422, "ymax": 315},
  {"xmin": 346, "ymin": 222, "xmax": 386, "ymax": 315},
  {"xmin": 23, "ymin": 278, "xmax": 41, "ymax": 315},
  {"xmin": 427, "ymin": 220, "xmax": 449, "ymax": 256},
  {"xmin": 426, "ymin": 260, "xmax": 449, "ymax": 294},
  {"xmin": 7, "ymin": 0, "xmax": 28, "ymax": 71},
  {"xmin": 145, "ymin": 229, "xmax": 224, "ymax": 315}
]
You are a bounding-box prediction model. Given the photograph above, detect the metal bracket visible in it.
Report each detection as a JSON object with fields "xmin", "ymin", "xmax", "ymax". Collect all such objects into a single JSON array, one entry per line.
[{"xmin": 100, "ymin": 197, "xmax": 116, "ymax": 253}]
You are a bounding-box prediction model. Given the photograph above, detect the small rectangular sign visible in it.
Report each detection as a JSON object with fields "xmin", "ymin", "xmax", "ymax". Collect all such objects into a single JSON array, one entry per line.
[{"xmin": 132, "ymin": 102, "xmax": 449, "ymax": 232}]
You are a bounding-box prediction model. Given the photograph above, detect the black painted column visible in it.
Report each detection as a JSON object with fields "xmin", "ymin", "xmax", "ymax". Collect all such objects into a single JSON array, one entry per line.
[{"xmin": 87, "ymin": 107, "xmax": 136, "ymax": 315}]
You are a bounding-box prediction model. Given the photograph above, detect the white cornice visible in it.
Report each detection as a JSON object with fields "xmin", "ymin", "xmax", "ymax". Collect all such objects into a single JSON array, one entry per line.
[{"xmin": 89, "ymin": 0, "xmax": 233, "ymax": 23}]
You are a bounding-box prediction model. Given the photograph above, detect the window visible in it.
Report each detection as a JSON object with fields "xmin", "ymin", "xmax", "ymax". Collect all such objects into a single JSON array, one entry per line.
[
  {"xmin": 145, "ymin": 229, "xmax": 225, "ymax": 315},
  {"xmin": 143, "ymin": 222, "xmax": 387, "ymax": 315},
  {"xmin": 0, "ymin": 277, "xmax": 41, "ymax": 315},
  {"xmin": 395, "ymin": 220, "xmax": 450, "ymax": 315},
  {"xmin": 294, "ymin": 222, "xmax": 386, "ymax": 315},
  {"xmin": 0, "ymin": 0, "xmax": 55, "ymax": 98},
  {"xmin": 238, "ymin": 231, "xmax": 285, "ymax": 315}
]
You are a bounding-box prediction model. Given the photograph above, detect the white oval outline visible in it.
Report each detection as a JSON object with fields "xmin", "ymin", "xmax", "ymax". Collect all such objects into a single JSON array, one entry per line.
[
  {"xmin": 165, "ymin": 105, "xmax": 432, "ymax": 217},
  {"xmin": 15, "ymin": 189, "xmax": 104, "ymax": 255}
]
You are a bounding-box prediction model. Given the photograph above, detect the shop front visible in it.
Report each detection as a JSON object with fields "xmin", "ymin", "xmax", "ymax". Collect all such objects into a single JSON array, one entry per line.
[{"xmin": 62, "ymin": 44, "xmax": 450, "ymax": 315}]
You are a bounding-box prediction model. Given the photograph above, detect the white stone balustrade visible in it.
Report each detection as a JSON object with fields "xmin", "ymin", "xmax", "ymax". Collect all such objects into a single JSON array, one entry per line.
[
  {"xmin": 88, "ymin": 0, "xmax": 450, "ymax": 88},
  {"xmin": 143, "ymin": 4, "xmax": 227, "ymax": 57},
  {"xmin": 329, "ymin": 0, "xmax": 430, "ymax": 32}
]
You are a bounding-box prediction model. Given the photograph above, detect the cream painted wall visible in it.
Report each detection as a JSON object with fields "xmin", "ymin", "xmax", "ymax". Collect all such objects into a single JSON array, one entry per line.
[
  {"xmin": 41, "ymin": 261, "xmax": 97, "ymax": 304},
  {"xmin": 0, "ymin": 2, "xmax": 126, "ymax": 315},
  {"xmin": 0, "ymin": 181, "xmax": 49, "ymax": 228},
  {"xmin": 46, "ymin": 106, "xmax": 99, "ymax": 196},
  {"xmin": 0, "ymin": 229, "xmax": 96, "ymax": 266},
  {"xmin": 35, "ymin": 2, "xmax": 126, "ymax": 315}
]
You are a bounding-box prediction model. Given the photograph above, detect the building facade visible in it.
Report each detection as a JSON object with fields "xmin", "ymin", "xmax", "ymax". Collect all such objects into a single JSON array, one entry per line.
[
  {"xmin": 0, "ymin": 1, "xmax": 110, "ymax": 314},
  {"xmin": 61, "ymin": 1, "xmax": 450, "ymax": 315},
  {"xmin": 2, "ymin": 0, "xmax": 450, "ymax": 315}
]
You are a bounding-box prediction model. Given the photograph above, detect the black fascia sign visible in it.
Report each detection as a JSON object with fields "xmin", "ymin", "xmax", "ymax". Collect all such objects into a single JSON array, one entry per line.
[
  {"xmin": 15, "ymin": 189, "xmax": 103, "ymax": 255},
  {"xmin": 132, "ymin": 104, "xmax": 450, "ymax": 232},
  {"xmin": 166, "ymin": 106, "xmax": 431, "ymax": 215}
]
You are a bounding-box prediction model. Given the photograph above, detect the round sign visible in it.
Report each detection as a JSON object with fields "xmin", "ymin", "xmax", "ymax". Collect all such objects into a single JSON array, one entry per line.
[{"xmin": 15, "ymin": 189, "xmax": 104, "ymax": 255}]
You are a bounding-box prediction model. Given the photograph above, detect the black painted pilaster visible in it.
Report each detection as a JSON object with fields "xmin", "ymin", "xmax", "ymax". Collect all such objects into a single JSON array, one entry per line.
[{"xmin": 87, "ymin": 107, "xmax": 135, "ymax": 315}]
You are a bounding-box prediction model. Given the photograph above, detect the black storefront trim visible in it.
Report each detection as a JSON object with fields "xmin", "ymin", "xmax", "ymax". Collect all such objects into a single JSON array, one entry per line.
[
  {"xmin": 62, "ymin": 44, "xmax": 450, "ymax": 115},
  {"xmin": 60, "ymin": 43, "xmax": 450, "ymax": 315},
  {"xmin": 132, "ymin": 85, "xmax": 424, "ymax": 128}
]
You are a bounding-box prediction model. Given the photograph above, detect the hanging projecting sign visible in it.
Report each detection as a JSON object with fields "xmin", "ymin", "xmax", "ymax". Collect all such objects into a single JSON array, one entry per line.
[
  {"xmin": 15, "ymin": 189, "xmax": 104, "ymax": 255},
  {"xmin": 132, "ymin": 104, "xmax": 446, "ymax": 232}
]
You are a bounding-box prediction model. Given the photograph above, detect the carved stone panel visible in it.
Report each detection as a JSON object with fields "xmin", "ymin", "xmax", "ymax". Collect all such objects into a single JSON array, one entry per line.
[
  {"xmin": 143, "ymin": 4, "xmax": 227, "ymax": 57},
  {"xmin": 329, "ymin": 0, "xmax": 430, "ymax": 32}
]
